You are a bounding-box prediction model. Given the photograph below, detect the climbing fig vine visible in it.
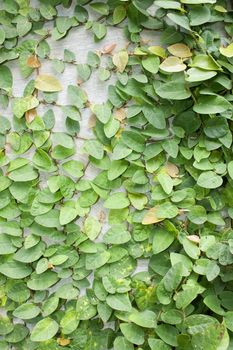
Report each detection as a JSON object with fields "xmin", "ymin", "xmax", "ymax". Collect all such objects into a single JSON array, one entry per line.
[{"xmin": 1, "ymin": 0, "xmax": 233, "ymax": 349}]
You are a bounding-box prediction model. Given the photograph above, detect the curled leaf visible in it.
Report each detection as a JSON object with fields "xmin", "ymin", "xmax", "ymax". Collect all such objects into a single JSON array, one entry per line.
[{"xmin": 219, "ymin": 43, "xmax": 233, "ymax": 58}]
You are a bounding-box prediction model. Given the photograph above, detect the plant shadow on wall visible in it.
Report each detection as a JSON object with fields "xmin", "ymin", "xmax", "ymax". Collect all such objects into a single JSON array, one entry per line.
[{"xmin": 1, "ymin": 0, "xmax": 233, "ymax": 349}]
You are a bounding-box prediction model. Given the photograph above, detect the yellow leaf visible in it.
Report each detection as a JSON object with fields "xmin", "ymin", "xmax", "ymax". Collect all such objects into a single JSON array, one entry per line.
[
  {"xmin": 167, "ymin": 43, "xmax": 192, "ymax": 58},
  {"xmin": 165, "ymin": 163, "xmax": 179, "ymax": 178},
  {"xmin": 35, "ymin": 74, "xmax": 62, "ymax": 92},
  {"xmin": 112, "ymin": 50, "xmax": 129, "ymax": 73},
  {"xmin": 57, "ymin": 338, "xmax": 71, "ymax": 346},
  {"xmin": 187, "ymin": 235, "xmax": 200, "ymax": 244},
  {"xmin": 142, "ymin": 207, "xmax": 164, "ymax": 225},
  {"xmin": 160, "ymin": 57, "xmax": 186, "ymax": 72},
  {"xmin": 214, "ymin": 5, "xmax": 227, "ymax": 12},
  {"xmin": 148, "ymin": 45, "xmax": 166, "ymax": 58},
  {"xmin": 219, "ymin": 43, "xmax": 233, "ymax": 58},
  {"xmin": 134, "ymin": 47, "xmax": 147, "ymax": 56}
]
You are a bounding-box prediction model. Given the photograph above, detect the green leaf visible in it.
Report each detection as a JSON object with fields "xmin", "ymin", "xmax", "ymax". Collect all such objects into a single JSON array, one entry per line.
[
  {"xmin": 204, "ymin": 117, "xmax": 228, "ymax": 138},
  {"xmin": 27, "ymin": 271, "xmax": 59, "ymax": 290},
  {"xmin": 0, "ymin": 234, "xmax": 17, "ymax": 255},
  {"xmin": 204, "ymin": 295, "xmax": 225, "ymax": 315},
  {"xmin": 191, "ymin": 54, "xmax": 221, "ymax": 70},
  {"xmin": 90, "ymin": 2, "xmax": 109, "ymax": 15},
  {"xmin": 106, "ymin": 293, "xmax": 132, "ymax": 312},
  {"xmin": 187, "ymin": 205, "xmax": 207, "ymax": 224},
  {"xmin": 156, "ymin": 82, "xmax": 191, "ymax": 100},
  {"xmin": 155, "ymin": 324, "xmax": 178, "ymax": 347},
  {"xmin": 92, "ymin": 103, "xmax": 112, "ymax": 124},
  {"xmin": 104, "ymin": 225, "xmax": 131, "ymax": 244},
  {"xmin": 59, "ymin": 205, "xmax": 78, "ymax": 225},
  {"xmin": 154, "ymin": 1, "xmax": 181, "ymax": 9},
  {"xmin": 77, "ymin": 63, "xmax": 91, "ymax": 82},
  {"xmin": 92, "ymin": 22, "xmax": 107, "ymax": 40},
  {"xmin": 62, "ymin": 160, "xmax": 84, "ymax": 178},
  {"xmin": 31, "ymin": 318, "xmax": 59, "ymax": 342},
  {"xmin": 142, "ymin": 56, "xmax": 160, "ymax": 74},
  {"xmin": 0, "ymin": 316, "xmax": 14, "ymax": 335},
  {"xmin": 13, "ymin": 303, "xmax": 40, "ymax": 320},
  {"xmin": 114, "ymin": 336, "xmax": 134, "ymax": 350},
  {"xmin": 84, "ymin": 216, "xmax": 101, "ymax": 240},
  {"xmin": 68, "ymin": 85, "xmax": 88, "ymax": 108},
  {"xmin": 228, "ymin": 161, "xmax": 233, "ymax": 180},
  {"xmin": 5, "ymin": 324, "xmax": 28, "ymax": 343},
  {"xmin": 193, "ymin": 96, "xmax": 232, "ymax": 114},
  {"xmin": 113, "ymin": 5, "xmax": 127, "ymax": 24},
  {"xmin": 13, "ymin": 96, "xmax": 39, "ymax": 119},
  {"xmin": 181, "ymin": 0, "xmax": 216, "ymax": 3},
  {"xmin": 121, "ymin": 131, "xmax": 145, "ymax": 152},
  {"xmin": 197, "ymin": 171, "xmax": 223, "ymax": 189},
  {"xmin": 167, "ymin": 13, "xmax": 191, "ymax": 31},
  {"xmin": 85, "ymin": 250, "xmax": 110, "ymax": 269},
  {"xmin": 189, "ymin": 5, "xmax": 211, "ymax": 26},
  {"xmin": 120, "ymin": 323, "xmax": 145, "ymax": 345},
  {"xmin": 104, "ymin": 192, "xmax": 130, "ymax": 209},
  {"xmin": 35, "ymin": 209, "xmax": 60, "ymax": 227},
  {"xmin": 186, "ymin": 68, "xmax": 217, "ymax": 82},
  {"xmin": 0, "ymin": 65, "xmax": 13, "ymax": 92},
  {"xmin": 225, "ymin": 311, "xmax": 233, "ymax": 332},
  {"xmin": 143, "ymin": 105, "xmax": 166, "ymax": 129},
  {"xmin": 0, "ymin": 261, "xmax": 32, "ymax": 279},
  {"xmin": 60, "ymin": 310, "xmax": 79, "ymax": 334},
  {"xmin": 148, "ymin": 338, "xmax": 171, "ymax": 350},
  {"xmin": 157, "ymin": 173, "xmax": 173, "ymax": 194},
  {"xmin": 129, "ymin": 310, "xmax": 157, "ymax": 328},
  {"xmin": 163, "ymin": 263, "xmax": 183, "ymax": 292},
  {"xmin": 76, "ymin": 296, "xmax": 97, "ymax": 319},
  {"xmin": 108, "ymin": 160, "xmax": 128, "ymax": 180},
  {"xmin": 153, "ymin": 228, "xmax": 175, "ymax": 254},
  {"xmin": 83, "ymin": 139, "xmax": 104, "ymax": 159}
]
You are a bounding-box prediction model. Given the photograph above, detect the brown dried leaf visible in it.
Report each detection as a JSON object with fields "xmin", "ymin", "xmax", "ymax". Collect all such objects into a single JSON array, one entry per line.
[
  {"xmin": 165, "ymin": 163, "xmax": 179, "ymax": 178},
  {"xmin": 98, "ymin": 210, "xmax": 106, "ymax": 223},
  {"xmin": 25, "ymin": 108, "xmax": 37, "ymax": 124},
  {"xmin": 102, "ymin": 43, "xmax": 116, "ymax": 54},
  {"xmin": 27, "ymin": 55, "xmax": 41, "ymax": 68},
  {"xmin": 88, "ymin": 114, "xmax": 97, "ymax": 128},
  {"xmin": 115, "ymin": 108, "xmax": 126, "ymax": 122}
]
